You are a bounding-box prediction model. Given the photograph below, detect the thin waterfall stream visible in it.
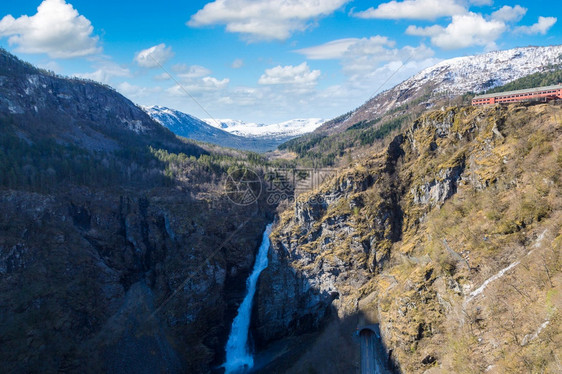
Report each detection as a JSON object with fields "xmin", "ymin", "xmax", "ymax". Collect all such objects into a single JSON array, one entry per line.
[{"xmin": 223, "ymin": 223, "xmax": 273, "ymax": 374}]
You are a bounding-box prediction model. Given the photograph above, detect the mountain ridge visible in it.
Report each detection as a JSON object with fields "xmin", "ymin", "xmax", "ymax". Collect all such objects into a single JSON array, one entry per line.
[
  {"xmin": 0, "ymin": 48, "xmax": 203, "ymax": 157},
  {"xmin": 204, "ymin": 117, "xmax": 324, "ymax": 139},
  {"xmin": 143, "ymin": 105, "xmax": 322, "ymax": 152},
  {"xmin": 317, "ymin": 44, "xmax": 562, "ymax": 135},
  {"xmin": 142, "ymin": 104, "xmax": 278, "ymax": 152},
  {"xmin": 0, "ymin": 47, "xmax": 276, "ymax": 373}
]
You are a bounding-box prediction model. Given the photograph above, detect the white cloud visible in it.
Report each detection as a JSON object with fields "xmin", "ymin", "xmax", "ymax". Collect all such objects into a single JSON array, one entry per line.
[
  {"xmin": 171, "ymin": 63, "xmax": 189, "ymax": 73},
  {"xmin": 166, "ymin": 85, "xmax": 189, "ymax": 97},
  {"xmin": 258, "ymin": 62, "xmax": 320, "ymax": 86},
  {"xmin": 346, "ymin": 37, "xmax": 398, "ymax": 56},
  {"xmin": 0, "ymin": 0, "xmax": 101, "ymax": 58},
  {"xmin": 177, "ymin": 65, "xmax": 212, "ymax": 79},
  {"xmin": 515, "ymin": 16, "xmax": 557, "ymax": 35},
  {"xmin": 294, "ymin": 36, "xmax": 434, "ymax": 76},
  {"xmin": 200, "ymin": 76, "xmax": 230, "ymax": 90},
  {"xmin": 406, "ymin": 25, "xmax": 443, "ymax": 37},
  {"xmin": 167, "ymin": 76, "xmax": 230, "ymax": 96},
  {"xmin": 134, "ymin": 44, "xmax": 174, "ymax": 68},
  {"xmin": 406, "ymin": 12, "xmax": 506, "ymax": 50},
  {"xmin": 157, "ymin": 62, "xmax": 228, "ymax": 97},
  {"xmin": 154, "ymin": 72, "xmax": 172, "ymax": 81},
  {"xmin": 343, "ymin": 42, "xmax": 434, "ymax": 75},
  {"xmin": 188, "ymin": 0, "xmax": 350, "ymax": 41},
  {"xmin": 491, "ymin": 5, "xmax": 527, "ymax": 23},
  {"xmin": 154, "ymin": 65, "xmax": 211, "ymax": 81},
  {"xmin": 469, "ymin": 0, "xmax": 492, "ymax": 5},
  {"xmin": 75, "ymin": 60, "xmax": 131, "ymax": 84},
  {"xmin": 295, "ymin": 37, "xmax": 393, "ymax": 60},
  {"xmin": 354, "ymin": 0, "xmax": 466, "ymax": 20},
  {"xmin": 231, "ymin": 58, "xmax": 244, "ymax": 69},
  {"xmin": 117, "ymin": 82, "xmax": 162, "ymax": 98},
  {"xmin": 39, "ymin": 60, "xmax": 63, "ymax": 74},
  {"xmin": 220, "ymin": 86, "xmax": 264, "ymax": 106},
  {"xmin": 167, "ymin": 63, "xmax": 211, "ymax": 79}
]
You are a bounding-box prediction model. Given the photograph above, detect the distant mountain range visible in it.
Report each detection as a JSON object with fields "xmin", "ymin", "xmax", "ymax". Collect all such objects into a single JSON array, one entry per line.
[
  {"xmin": 318, "ymin": 44, "xmax": 562, "ymax": 134},
  {"xmin": 142, "ymin": 105, "xmax": 275, "ymax": 152},
  {"xmin": 145, "ymin": 46, "xmax": 562, "ymax": 152},
  {"xmin": 203, "ymin": 118, "xmax": 324, "ymax": 139},
  {"xmin": 143, "ymin": 105, "xmax": 324, "ymax": 152}
]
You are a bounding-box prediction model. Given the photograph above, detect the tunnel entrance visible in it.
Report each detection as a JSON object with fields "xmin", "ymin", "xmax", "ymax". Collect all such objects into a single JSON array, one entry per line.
[{"xmin": 357, "ymin": 324, "xmax": 393, "ymax": 374}]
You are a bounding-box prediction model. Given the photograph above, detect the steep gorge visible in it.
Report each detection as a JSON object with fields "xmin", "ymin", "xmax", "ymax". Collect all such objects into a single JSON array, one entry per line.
[
  {"xmin": 0, "ymin": 167, "xmax": 276, "ymax": 374},
  {"xmin": 2, "ymin": 47, "xmax": 562, "ymax": 374},
  {"xmin": 255, "ymin": 103, "xmax": 562, "ymax": 373},
  {"xmin": 0, "ymin": 49, "xmax": 277, "ymax": 373}
]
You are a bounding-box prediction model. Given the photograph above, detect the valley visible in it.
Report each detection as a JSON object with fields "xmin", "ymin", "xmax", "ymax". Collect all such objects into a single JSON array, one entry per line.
[{"xmin": 0, "ymin": 42, "xmax": 561, "ymax": 374}]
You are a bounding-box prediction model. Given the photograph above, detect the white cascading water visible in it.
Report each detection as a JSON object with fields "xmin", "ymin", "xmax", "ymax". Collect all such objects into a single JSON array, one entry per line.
[{"xmin": 223, "ymin": 223, "xmax": 273, "ymax": 374}]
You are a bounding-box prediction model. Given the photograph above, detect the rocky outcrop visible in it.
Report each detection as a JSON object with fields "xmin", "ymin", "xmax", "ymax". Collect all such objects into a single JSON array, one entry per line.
[
  {"xmin": 0, "ymin": 187, "xmax": 272, "ymax": 373},
  {"xmin": 411, "ymin": 164, "xmax": 464, "ymax": 206},
  {"xmin": 255, "ymin": 135, "xmax": 408, "ymax": 347},
  {"xmin": 255, "ymin": 103, "xmax": 562, "ymax": 373}
]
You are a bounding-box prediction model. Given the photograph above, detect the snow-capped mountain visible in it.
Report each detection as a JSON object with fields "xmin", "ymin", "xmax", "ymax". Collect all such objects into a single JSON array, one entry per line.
[
  {"xmin": 142, "ymin": 105, "xmax": 318, "ymax": 152},
  {"xmin": 320, "ymin": 45, "xmax": 562, "ymax": 133},
  {"xmin": 143, "ymin": 105, "xmax": 274, "ymax": 152},
  {"xmin": 405, "ymin": 45, "xmax": 562, "ymax": 95},
  {"xmin": 143, "ymin": 105, "xmax": 225, "ymax": 139},
  {"xmin": 204, "ymin": 118, "xmax": 325, "ymax": 139}
]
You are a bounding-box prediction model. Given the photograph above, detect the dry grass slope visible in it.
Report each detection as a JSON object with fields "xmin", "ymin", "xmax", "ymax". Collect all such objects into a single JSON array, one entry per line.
[{"xmin": 267, "ymin": 103, "xmax": 562, "ymax": 373}]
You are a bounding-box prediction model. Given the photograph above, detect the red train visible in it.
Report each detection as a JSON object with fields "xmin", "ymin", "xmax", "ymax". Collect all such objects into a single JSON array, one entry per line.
[{"xmin": 472, "ymin": 84, "xmax": 562, "ymax": 106}]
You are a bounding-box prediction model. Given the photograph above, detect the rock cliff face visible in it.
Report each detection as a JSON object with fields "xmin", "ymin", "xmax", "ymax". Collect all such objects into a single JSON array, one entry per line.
[
  {"xmin": 0, "ymin": 188, "xmax": 272, "ymax": 373},
  {"xmin": 0, "ymin": 49, "xmax": 275, "ymax": 373},
  {"xmin": 256, "ymin": 103, "xmax": 562, "ymax": 373}
]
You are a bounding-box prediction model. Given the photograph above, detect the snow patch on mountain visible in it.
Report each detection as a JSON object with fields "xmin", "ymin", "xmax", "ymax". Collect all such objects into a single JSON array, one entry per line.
[
  {"xmin": 142, "ymin": 105, "xmax": 318, "ymax": 152},
  {"xmin": 143, "ymin": 105, "xmax": 206, "ymax": 132},
  {"xmin": 400, "ymin": 45, "xmax": 562, "ymax": 96},
  {"xmin": 204, "ymin": 118, "xmax": 325, "ymax": 139},
  {"xmin": 321, "ymin": 45, "xmax": 562, "ymax": 134}
]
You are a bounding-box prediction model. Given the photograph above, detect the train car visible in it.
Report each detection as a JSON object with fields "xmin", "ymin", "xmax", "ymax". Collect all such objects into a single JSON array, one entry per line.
[{"xmin": 472, "ymin": 84, "xmax": 562, "ymax": 106}]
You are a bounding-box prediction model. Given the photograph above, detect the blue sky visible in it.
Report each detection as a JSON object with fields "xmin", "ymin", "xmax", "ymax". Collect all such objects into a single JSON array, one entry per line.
[{"xmin": 0, "ymin": 0, "xmax": 560, "ymax": 123}]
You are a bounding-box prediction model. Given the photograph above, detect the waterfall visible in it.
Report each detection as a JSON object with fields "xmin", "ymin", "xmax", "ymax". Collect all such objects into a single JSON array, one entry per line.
[{"xmin": 223, "ymin": 223, "xmax": 272, "ymax": 374}]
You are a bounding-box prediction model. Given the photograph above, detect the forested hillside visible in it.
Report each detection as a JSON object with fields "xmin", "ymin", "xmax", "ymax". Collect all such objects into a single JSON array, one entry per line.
[
  {"xmin": 486, "ymin": 65, "xmax": 562, "ymax": 94},
  {"xmin": 0, "ymin": 48, "xmax": 276, "ymax": 373}
]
